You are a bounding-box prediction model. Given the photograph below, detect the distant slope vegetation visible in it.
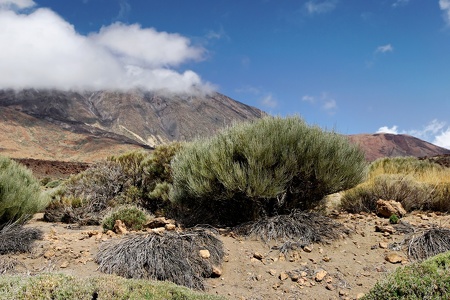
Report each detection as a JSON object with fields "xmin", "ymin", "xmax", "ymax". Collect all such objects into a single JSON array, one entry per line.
[
  {"xmin": 347, "ymin": 133, "xmax": 450, "ymax": 161},
  {"xmin": 0, "ymin": 89, "xmax": 265, "ymax": 161}
]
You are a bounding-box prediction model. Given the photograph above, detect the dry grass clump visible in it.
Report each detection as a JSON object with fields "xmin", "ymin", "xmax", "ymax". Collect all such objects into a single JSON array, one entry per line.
[
  {"xmin": 0, "ymin": 224, "xmax": 42, "ymax": 254},
  {"xmin": 407, "ymin": 227, "xmax": 450, "ymax": 261},
  {"xmin": 235, "ymin": 210, "xmax": 349, "ymax": 252},
  {"xmin": 341, "ymin": 157, "xmax": 450, "ymax": 214},
  {"xmin": 0, "ymin": 273, "xmax": 225, "ymax": 300},
  {"xmin": 0, "ymin": 257, "xmax": 25, "ymax": 275},
  {"xmin": 95, "ymin": 228, "xmax": 224, "ymax": 290}
]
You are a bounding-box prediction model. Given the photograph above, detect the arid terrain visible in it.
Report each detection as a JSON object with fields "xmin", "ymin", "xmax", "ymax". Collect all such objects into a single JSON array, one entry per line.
[{"xmin": 12, "ymin": 204, "xmax": 449, "ymax": 300}]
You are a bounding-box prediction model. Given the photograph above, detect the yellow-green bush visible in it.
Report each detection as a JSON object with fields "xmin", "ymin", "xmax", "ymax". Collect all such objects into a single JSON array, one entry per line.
[
  {"xmin": 102, "ymin": 204, "xmax": 150, "ymax": 231},
  {"xmin": 363, "ymin": 251, "xmax": 450, "ymax": 299},
  {"xmin": 341, "ymin": 157, "xmax": 450, "ymax": 213},
  {"xmin": 0, "ymin": 156, "xmax": 49, "ymax": 226},
  {"xmin": 0, "ymin": 273, "xmax": 224, "ymax": 300},
  {"xmin": 171, "ymin": 116, "xmax": 366, "ymax": 226}
]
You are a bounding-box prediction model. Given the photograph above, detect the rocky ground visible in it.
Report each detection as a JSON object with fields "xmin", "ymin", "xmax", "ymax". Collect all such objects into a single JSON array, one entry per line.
[{"xmin": 5, "ymin": 209, "xmax": 447, "ymax": 300}]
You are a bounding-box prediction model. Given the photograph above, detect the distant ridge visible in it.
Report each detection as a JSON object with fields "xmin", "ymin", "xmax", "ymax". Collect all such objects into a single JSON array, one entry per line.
[{"xmin": 347, "ymin": 133, "xmax": 450, "ymax": 161}]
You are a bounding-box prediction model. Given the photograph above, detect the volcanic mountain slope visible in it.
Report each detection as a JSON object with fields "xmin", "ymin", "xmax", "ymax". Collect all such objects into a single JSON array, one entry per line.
[
  {"xmin": 0, "ymin": 89, "xmax": 264, "ymax": 161},
  {"xmin": 347, "ymin": 133, "xmax": 450, "ymax": 161}
]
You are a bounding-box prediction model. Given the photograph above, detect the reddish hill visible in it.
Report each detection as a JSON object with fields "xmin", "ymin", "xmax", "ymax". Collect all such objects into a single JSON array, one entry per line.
[{"xmin": 347, "ymin": 133, "xmax": 450, "ymax": 161}]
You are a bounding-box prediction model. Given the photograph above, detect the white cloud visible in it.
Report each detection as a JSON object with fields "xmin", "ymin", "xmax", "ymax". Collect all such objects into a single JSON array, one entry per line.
[
  {"xmin": 392, "ymin": 0, "xmax": 410, "ymax": 7},
  {"xmin": 377, "ymin": 125, "xmax": 399, "ymax": 134},
  {"xmin": 323, "ymin": 99, "xmax": 336, "ymax": 110},
  {"xmin": 375, "ymin": 44, "xmax": 394, "ymax": 54},
  {"xmin": 301, "ymin": 95, "xmax": 315, "ymax": 103},
  {"xmin": 0, "ymin": 0, "xmax": 35, "ymax": 9},
  {"xmin": 115, "ymin": 0, "xmax": 131, "ymax": 20},
  {"xmin": 376, "ymin": 120, "xmax": 450, "ymax": 149},
  {"xmin": 440, "ymin": 0, "xmax": 450, "ymax": 25},
  {"xmin": 305, "ymin": 0, "xmax": 338, "ymax": 15},
  {"xmin": 433, "ymin": 128, "xmax": 450, "ymax": 149},
  {"xmin": 0, "ymin": 5, "xmax": 212, "ymax": 93},
  {"xmin": 261, "ymin": 94, "xmax": 277, "ymax": 108}
]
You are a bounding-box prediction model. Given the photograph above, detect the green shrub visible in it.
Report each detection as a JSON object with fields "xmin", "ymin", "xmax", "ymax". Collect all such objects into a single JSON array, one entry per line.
[
  {"xmin": 389, "ymin": 214, "xmax": 399, "ymax": 224},
  {"xmin": 363, "ymin": 251, "xmax": 450, "ymax": 299},
  {"xmin": 0, "ymin": 273, "xmax": 225, "ymax": 300},
  {"xmin": 0, "ymin": 156, "xmax": 49, "ymax": 226},
  {"xmin": 102, "ymin": 205, "xmax": 150, "ymax": 231},
  {"xmin": 171, "ymin": 116, "xmax": 366, "ymax": 226}
]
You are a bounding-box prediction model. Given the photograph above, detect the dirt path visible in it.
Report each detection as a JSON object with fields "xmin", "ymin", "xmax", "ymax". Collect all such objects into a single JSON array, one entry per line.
[{"xmin": 7, "ymin": 211, "xmax": 450, "ymax": 300}]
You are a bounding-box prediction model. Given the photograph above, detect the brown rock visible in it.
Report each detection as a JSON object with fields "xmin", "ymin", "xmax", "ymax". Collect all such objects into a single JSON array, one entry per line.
[
  {"xmin": 303, "ymin": 245, "xmax": 313, "ymax": 253},
  {"xmin": 114, "ymin": 220, "xmax": 128, "ymax": 235},
  {"xmin": 315, "ymin": 269, "xmax": 328, "ymax": 282},
  {"xmin": 60, "ymin": 261, "xmax": 69, "ymax": 268},
  {"xmin": 376, "ymin": 199, "xmax": 406, "ymax": 218},
  {"xmin": 356, "ymin": 293, "xmax": 365, "ymax": 299},
  {"xmin": 375, "ymin": 225, "xmax": 396, "ymax": 234},
  {"xmin": 268, "ymin": 269, "xmax": 277, "ymax": 276},
  {"xmin": 106, "ymin": 230, "xmax": 115, "ymax": 237},
  {"xmin": 253, "ymin": 252, "xmax": 264, "ymax": 260},
  {"xmin": 379, "ymin": 242, "xmax": 388, "ymax": 249},
  {"xmin": 385, "ymin": 252, "xmax": 404, "ymax": 264},
  {"xmin": 199, "ymin": 249, "xmax": 210, "ymax": 259},
  {"xmin": 146, "ymin": 217, "xmax": 175, "ymax": 229},
  {"xmin": 211, "ymin": 266, "xmax": 222, "ymax": 277},
  {"xmin": 279, "ymin": 272, "xmax": 289, "ymax": 281},
  {"xmin": 151, "ymin": 227, "xmax": 165, "ymax": 235},
  {"xmin": 326, "ymin": 283, "xmax": 335, "ymax": 291},
  {"xmin": 43, "ymin": 250, "xmax": 55, "ymax": 259},
  {"xmin": 165, "ymin": 223, "xmax": 176, "ymax": 231}
]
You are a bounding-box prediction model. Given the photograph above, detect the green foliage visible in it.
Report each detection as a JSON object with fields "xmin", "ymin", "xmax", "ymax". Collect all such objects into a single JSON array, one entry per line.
[
  {"xmin": 171, "ymin": 116, "xmax": 367, "ymax": 226},
  {"xmin": 0, "ymin": 156, "xmax": 49, "ymax": 226},
  {"xmin": 389, "ymin": 214, "xmax": 400, "ymax": 224},
  {"xmin": 102, "ymin": 205, "xmax": 150, "ymax": 231},
  {"xmin": 341, "ymin": 157, "xmax": 450, "ymax": 214},
  {"xmin": 0, "ymin": 273, "xmax": 225, "ymax": 300},
  {"xmin": 363, "ymin": 251, "xmax": 450, "ymax": 299}
]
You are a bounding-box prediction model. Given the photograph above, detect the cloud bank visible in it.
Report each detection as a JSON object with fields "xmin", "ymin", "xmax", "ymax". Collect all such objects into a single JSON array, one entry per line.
[
  {"xmin": 0, "ymin": 1, "xmax": 212, "ymax": 93},
  {"xmin": 377, "ymin": 120, "xmax": 450, "ymax": 149},
  {"xmin": 440, "ymin": 0, "xmax": 450, "ymax": 25}
]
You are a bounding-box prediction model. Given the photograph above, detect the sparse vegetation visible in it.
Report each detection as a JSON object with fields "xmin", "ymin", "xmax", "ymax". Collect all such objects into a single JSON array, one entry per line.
[
  {"xmin": 0, "ymin": 224, "xmax": 42, "ymax": 255},
  {"xmin": 235, "ymin": 210, "xmax": 349, "ymax": 253},
  {"xmin": 0, "ymin": 273, "xmax": 225, "ymax": 300},
  {"xmin": 171, "ymin": 116, "xmax": 366, "ymax": 226},
  {"xmin": 0, "ymin": 155, "xmax": 50, "ymax": 226},
  {"xmin": 44, "ymin": 143, "xmax": 182, "ymax": 225},
  {"xmin": 341, "ymin": 157, "xmax": 450, "ymax": 214},
  {"xmin": 102, "ymin": 204, "xmax": 150, "ymax": 231},
  {"xmin": 363, "ymin": 250, "xmax": 450, "ymax": 299},
  {"xmin": 95, "ymin": 228, "xmax": 224, "ymax": 290},
  {"xmin": 407, "ymin": 227, "xmax": 450, "ymax": 261}
]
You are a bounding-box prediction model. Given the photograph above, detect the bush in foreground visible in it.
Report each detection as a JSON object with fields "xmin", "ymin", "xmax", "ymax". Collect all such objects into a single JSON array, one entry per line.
[
  {"xmin": 171, "ymin": 116, "xmax": 366, "ymax": 226},
  {"xmin": 0, "ymin": 224, "xmax": 42, "ymax": 255},
  {"xmin": 0, "ymin": 156, "xmax": 49, "ymax": 226},
  {"xmin": 0, "ymin": 273, "xmax": 224, "ymax": 300},
  {"xmin": 341, "ymin": 157, "xmax": 450, "ymax": 214},
  {"xmin": 95, "ymin": 229, "xmax": 223, "ymax": 290},
  {"xmin": 363, "ymin": 251, "xmax": 450, "ymax": 299}
]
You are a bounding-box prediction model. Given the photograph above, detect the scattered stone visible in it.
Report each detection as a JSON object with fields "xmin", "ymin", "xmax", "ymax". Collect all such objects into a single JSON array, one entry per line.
[
  {"xmin": 268, "ymin": 269, "xmax": 277, "ymax": 276},
  {"xmin": 60, "ymin": 261, "xmax": 69, "ymax": 268},
  {"xmin": 114, "ymin": 220, "xmax": 127, "ymax": 234},
  {"xmin": 151, "ymin": 227, "xmax": 165, "ymax": 235},
  {"xmin": 43, "ymin": 250, "xmax": 55, "ymax": 259},
  {"xmin": 339, "ymin": 290, "xmax": 348, "ymax": 296},
  {"xmin": 278, "ymin": 253, "xmax": 286, "ymax": 261},
  {"xmin": 279, "ymin": 272, "xmax": 289, "ymax": 281},
  {"xmin": 315, "ymin": 269, "xmax": 328, "ymax": 282},
  {"xmin": 326, "ymin": 283, "xmax": 335, "ymax": 291},
  {"xmin": 323, "ymin": 256, "xmax": 331, "ymax": 262},
  {"xmin": 376, "ymin": 199, "xmax": 406, "ymax": 218},
  {"xmin": 145, "ymin": 217, "xmax": 175, "ymax": 229},
  {"xmin": 289, "ymin": 251, "xmax": 301, "ymax": 262},
  {"xmin": 253, "ymin": 252, "xmax": 263, "ymax": 260},
  {"xmin": 375, "ymin": 225, "xmax": 396, "ymax": 234},
  {"xmin": 356, "ymin": 293, "xmax": 365, "ymax": 299},
  {"xmin": 199, "ymin": 249, "xmax": 210, "ymax": 259},
  {"xmin": 106, "ymin": 230, "xmax": 115, "ymax": 237},
  {"xmin": 379, "ymin": 242, "xmax": 388, "ymax": 249},
  {"xmin": 290, "ymin": 273, "xmax": 299, "ymax": 282},
  {"xmin": 303, "ymin": 245, "xmax": 313, "ymax": 253},
  {"xmin": 165, "ymin": 223, "xmax": 176, "ymax": 231},
  {"xmin": 385, "ymin": 252, "xmax": 404, "ymax": 264},
  {"xmin": 211, "ymin": 266, "xmax": 222, "ymax": 277}
]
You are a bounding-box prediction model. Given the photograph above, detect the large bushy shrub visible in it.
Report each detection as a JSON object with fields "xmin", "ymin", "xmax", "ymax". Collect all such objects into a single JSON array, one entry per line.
[
  {"xmin": 171, "ymin": 116, "xmax": 366, "ymax": 226},
  {"xmin": 0, "ymin": 156, "xmax": 49, "ymax": 226},
  {"xmin": 341, "ymin": 157, "xmax": 450, "ymax": 213}
]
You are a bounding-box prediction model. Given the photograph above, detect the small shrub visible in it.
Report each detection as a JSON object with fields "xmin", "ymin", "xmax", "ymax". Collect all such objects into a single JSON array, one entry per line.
[
  {"xmin": 95, "ymin": 228, "xmax": 224, "ymax": 290},
  {"xmin": 0, "ymin": 156, "xmax": 49, "ymax": 226},
  {"xmin": 0, "ymin": 273, "xmax": 224, "ymax": 300},
  {"xmin": 102, "ymin": 205, "xmax": 150, "ymax": 231},
  {"xmin": 363, "ymin": 250, "xmax": 450, "ymax": 299},
  {"xmin": 171, "ymin": 116, "xmax": 366, "ymax": 226},
  {"xmin": 389, "ymin": 214, "xmax": 400, "ymax": 224},
  {"xmin": 0, "ymin": 224, "xmax": 42, "ymax": 254},
  {"xmin": 407, "ymin": 227, "xmax": 450, "ymax": 261}
]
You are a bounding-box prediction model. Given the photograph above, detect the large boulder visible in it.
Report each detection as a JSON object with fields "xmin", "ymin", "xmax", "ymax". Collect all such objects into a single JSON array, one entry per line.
[{"xmin": 376, "ymin": 199, "xmax": 407, "ymax": 218}]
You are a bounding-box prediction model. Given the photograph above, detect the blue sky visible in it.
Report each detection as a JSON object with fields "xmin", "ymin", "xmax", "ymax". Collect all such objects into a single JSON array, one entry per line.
[{"xmin": 1, "ymin": 0, "xmax": 450, "ymax": 148}]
